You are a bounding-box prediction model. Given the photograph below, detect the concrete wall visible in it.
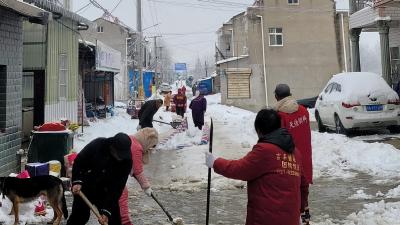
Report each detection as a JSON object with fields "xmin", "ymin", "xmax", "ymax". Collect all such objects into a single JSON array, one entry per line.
[
  {"xmin": 263, "ymin": 0, "xmax": 342, "ymax": 105},
  {"xmin": 0, "ymin": 7, "xmax": 23, "ymax": 175},
  {"xmin": 81, "ymin": 19, "xmax": 130, "ymax": 101}
]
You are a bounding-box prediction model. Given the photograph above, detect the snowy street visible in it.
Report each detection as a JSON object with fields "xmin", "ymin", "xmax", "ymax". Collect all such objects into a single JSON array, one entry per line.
[{"xmin": 2, "ymin": 94, "xmax": 400, "ymax": 225}]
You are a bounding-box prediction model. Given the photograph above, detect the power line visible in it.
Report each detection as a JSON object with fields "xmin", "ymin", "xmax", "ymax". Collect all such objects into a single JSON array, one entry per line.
[
  {"xmin": 147, "ymin": 0, "xmax": 246, "ymax": 11},
  {"xmin": 75, "ymin": 2, "xmax": 92, "ymax": 13},
  {"xmin": 110, "ymin": 0, "xmax": 124, "ymax": 13}
]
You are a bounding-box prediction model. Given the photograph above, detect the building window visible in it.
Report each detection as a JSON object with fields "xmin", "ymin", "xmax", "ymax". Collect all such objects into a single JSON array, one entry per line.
[
  {"xmin": 0, "ymin": 65, "xmax": 6, "ymax": 132},
  {"xmin": 269, "ymin": 28, "xmax": 283, "ymax": 46},
  {"xmin": 288, "ymin": 0, "xmax": 299, "ymax": 5},
  {"xmin": 59, "ymin": 54, "xmax": 68, "ymax": 100},
  {"xmin": 97, "ymin": 26, "xmax": 104, "ymax": 33}
]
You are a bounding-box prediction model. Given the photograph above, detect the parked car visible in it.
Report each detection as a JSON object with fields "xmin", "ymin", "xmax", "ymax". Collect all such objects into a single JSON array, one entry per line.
[
  {"xmin": 315, "ymin": 72, "xmax": 400, "ymax": 135},
  {"xmin": 297, "ymin": 96, "xmax": 318, "ymax": 108}
]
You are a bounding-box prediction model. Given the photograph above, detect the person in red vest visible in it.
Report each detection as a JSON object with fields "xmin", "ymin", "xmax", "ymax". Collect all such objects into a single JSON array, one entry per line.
[
  {"xmin": 274, "ymin": 84, "xmax": 312, "ymax": 225},
  {"xmin": 173, "ymin": 88, "xmax": 187, "ymax": 118},
  {"xmin": 205, "ymin": 109, "xmax": 308, "ymax": 225}
]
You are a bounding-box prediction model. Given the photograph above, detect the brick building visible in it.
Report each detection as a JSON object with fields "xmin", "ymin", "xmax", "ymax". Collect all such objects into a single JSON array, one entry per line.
[{"xmin": 0, "ymin": 0, "xmax": 48, "ymax": 175}]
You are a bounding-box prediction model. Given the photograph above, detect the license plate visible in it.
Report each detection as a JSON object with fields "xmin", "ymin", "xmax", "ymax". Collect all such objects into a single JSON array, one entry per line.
[{"xmin": 366, "ymin": 105, "xmax": 383, "ymax": 111}]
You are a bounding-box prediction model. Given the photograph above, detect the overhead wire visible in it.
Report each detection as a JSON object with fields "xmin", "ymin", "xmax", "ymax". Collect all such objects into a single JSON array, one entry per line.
[{"xmin": 75, "ymin": 2, "xmax": 92, "ymax": 13}]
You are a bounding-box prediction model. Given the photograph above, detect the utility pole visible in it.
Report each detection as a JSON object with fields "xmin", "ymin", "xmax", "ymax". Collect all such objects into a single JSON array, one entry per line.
[
  {"xmin": 205, "ymin": 60, "xmax": 208, "ymax": 77},
  {"xmin": 137, "ymin": 0, "xmax": 143, "ymax": 99},
  {"xmin": 159, "ymin": 46, "xmax": 164, "ymax": 83},
  {"xmin": 152, "ymin": 36, "xmax": 162, "ymax": 88}
]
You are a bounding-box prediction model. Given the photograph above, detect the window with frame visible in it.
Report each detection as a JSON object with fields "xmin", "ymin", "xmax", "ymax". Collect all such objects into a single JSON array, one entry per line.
[
  {"xmin": 59, "ymin": 54, "xmax": 68, "ymax": 100},
  {"xmin": 97, "ymin": 26, "xmax": 104, "ymax": 33},
  {"xmin": 269, "ymin": 28, "xmax": 283, "ymax": 46},
  {"xmin": 288, "ymin": 0, "xmax": 299, "ymax": 5}
]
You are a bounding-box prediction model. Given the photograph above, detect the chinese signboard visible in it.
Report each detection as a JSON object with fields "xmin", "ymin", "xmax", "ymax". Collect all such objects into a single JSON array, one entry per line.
[{"xmin": 96, "ymin": 40, "xmax": 121, "ymax": 73}]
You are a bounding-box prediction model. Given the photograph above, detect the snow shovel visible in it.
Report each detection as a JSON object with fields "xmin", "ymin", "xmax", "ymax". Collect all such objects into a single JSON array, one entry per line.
[
  {"xmin": 153, "ymin": 119, "xmax": 182, "ymax": 129},
  {"xmin": 78, "ymin": 191, "xmax": 108, "ymax": 225},
  {"xmin": 151, "ymin": 193, "xmax": 182, "ymax": 225}
]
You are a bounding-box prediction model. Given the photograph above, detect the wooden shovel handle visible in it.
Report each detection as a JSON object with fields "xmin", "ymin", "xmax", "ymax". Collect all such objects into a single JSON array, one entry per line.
[{"xmin": 78, "ymin": 191, "xmax": 109, "ymax": 225}]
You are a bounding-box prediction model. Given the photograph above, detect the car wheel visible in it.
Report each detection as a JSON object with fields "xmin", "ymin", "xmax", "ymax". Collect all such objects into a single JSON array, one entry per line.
[
  {"xmin": 334, "ymin": 114, "xmax": 348, "ymax": 135},
  {"xmin": 388, "ymin": 125, "xmax": 400, "ymax": 134},
  {"xmin": 315, "ymin": 111, "xmax": 326, "ymax": 132}
]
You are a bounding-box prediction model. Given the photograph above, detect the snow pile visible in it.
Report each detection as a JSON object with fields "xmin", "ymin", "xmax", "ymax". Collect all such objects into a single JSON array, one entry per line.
[
  {"xmin": 312, "ymin": 132, "xmax": 400, "ymax": 179},
  {"xmin": 344, "ymin": 200, "xmax": 400, "ymax": 225},
  {"xmin": 385, "ymin": 185, "xmax": 400, "ymax": 199},
  {"xmin": 205, "ymin": 94, "xmax": 257, "ymax": 146},
  {"xmin": 312, "ymin": 201, "xmax": 400, "ymax": 225},
  {"xmin": 348, "ymin": 190, "xmax": 374, "ymax": 200},
  {"xmin": 75, "ymin": 108, "xmax": 139, "ymax": 152},
  {"xmin": 0, "ymin": 197, "xmax": 54, "ymax": 224},
  {"xmin": 114, "ymin": 101, "xmax": 127, "ymax": 108}
]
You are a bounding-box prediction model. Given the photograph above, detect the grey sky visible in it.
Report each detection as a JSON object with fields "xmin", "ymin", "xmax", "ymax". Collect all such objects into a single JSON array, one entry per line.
[{"xmin": 73, "ymin": 0, "xmax": 382, "ymax": 71}]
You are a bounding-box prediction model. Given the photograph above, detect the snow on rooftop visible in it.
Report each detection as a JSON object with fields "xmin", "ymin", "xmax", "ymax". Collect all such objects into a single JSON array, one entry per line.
[{"xmin": 216, "ymin": 55, "xmax": 249, "ymax": 65}]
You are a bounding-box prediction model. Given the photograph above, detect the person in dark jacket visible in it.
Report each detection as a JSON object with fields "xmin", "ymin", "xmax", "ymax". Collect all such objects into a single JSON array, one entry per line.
[
  {"xmin": 138, "ymin": 99, "xmax": 163, "ymax": 129},
  {"xmin": 173, "ymin": 89, "xmax": 187, "ymax": 118},
  {"xmin": 205, "ymin": 109, "xmax": 308, "ymax": 225},
  {"xmin": 189, "ymin": 89, "xmax": 207, "ymax": 130},
  {"xmin": 67, "ymin": 133, "xmax": 132, "ymax": 225},
  {"xmin": 192, "ymin": 82, "xmax": 197, "ymax": 96}
]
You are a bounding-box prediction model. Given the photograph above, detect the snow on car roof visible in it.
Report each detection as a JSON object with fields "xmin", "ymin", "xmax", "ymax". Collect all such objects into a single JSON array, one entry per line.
[{"xmin": 331, "ymin": 72, "xmax": 396, "ymax": 97}]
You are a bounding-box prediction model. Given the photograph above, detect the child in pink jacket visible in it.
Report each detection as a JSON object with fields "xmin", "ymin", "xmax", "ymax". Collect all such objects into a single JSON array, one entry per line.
[{"xmin": 119, "ymin": 128, "xmax": 159, "ymax": 225}]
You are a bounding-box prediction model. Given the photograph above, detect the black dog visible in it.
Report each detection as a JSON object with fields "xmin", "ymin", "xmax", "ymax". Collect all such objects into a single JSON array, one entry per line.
[{"xmin": 0, "ymin": 175, "xmax": 68, "ymax": 225}]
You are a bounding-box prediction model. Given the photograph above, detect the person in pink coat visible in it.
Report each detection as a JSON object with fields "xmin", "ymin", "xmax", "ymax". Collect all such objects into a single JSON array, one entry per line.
[{"xmin": 119, "ymin": 128, "xmax": 159, "ymax": 225}]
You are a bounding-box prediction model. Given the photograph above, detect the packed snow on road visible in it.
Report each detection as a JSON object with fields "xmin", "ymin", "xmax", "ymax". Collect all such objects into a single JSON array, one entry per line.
[{"xmin": 2, "ymin": 94, "xmax": 400, "ymax": 224}]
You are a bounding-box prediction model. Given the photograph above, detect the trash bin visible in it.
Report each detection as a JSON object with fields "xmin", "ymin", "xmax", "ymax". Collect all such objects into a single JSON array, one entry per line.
[{"xmin": 27, "ymin": 131, "xmax": 74, "ymax": 176}]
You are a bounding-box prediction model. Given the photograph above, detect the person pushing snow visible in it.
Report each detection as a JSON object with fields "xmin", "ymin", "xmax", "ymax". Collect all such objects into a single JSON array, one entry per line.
[
  {"xmin": 118, "ymin": 128, "xmax": 159, "ymax": 225},
  {"xmin": 205, "ymin": 109, "xmax": 309, "ymax": 225}
]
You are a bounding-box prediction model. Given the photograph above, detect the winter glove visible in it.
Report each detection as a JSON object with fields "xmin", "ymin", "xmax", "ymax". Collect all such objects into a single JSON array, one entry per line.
[
  {"xmin": 301, "ymin": 207, "xmax": 311, "ymax": 225},
  {"xmin": 144, "ymin": 187, "xmax": 153, "ymax": 197},
  {"xmin": 205, "ymin": 152, "xmax": 216, "ymax": 168}
]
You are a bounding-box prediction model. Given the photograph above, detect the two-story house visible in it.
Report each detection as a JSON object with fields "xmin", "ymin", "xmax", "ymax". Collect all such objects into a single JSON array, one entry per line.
[{"xmin": 216, "ymin": 0, "xmax": 350, "ymax": 112}]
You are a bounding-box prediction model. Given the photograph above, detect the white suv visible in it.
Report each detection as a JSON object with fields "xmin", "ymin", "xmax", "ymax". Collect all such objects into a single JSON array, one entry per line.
[{"xmin": 315, "ymin": 72, "xmax": 400, "ymax": 135}]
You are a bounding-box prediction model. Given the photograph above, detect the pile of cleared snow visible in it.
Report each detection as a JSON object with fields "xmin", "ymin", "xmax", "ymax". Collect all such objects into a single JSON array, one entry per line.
[
  {"xmin": 0, "ymin": 198, "xmax": 54, "ymax": 224},
  {"xmin": 344, "ymin": 200, "xmax": 400, "ymax": 225},
  {"xmin": 75, "ymin": 108, "xmax": 139, "ymax": 152},
  {"xmin": 348, "ymin": 190, "xmax": 375, "ymax": 200},
  {"xmin": 312, "ymin": 201, "xmax": 400, "ymax": 225},
  {"xmin": 312, "ymin": 132, "xmax": 400, "ymax": 179},
  {"xmin": 75, "ymin": 106, "xmax": 181, "ymax": 152},
  {"xmin": 385, "ymin": 185, "xmax": 400, "ymax": 199},
  {"xmin": 114, "ymin": 101, "xmax": 127, "ymax": 108}
]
